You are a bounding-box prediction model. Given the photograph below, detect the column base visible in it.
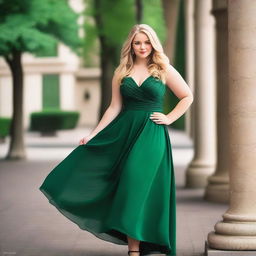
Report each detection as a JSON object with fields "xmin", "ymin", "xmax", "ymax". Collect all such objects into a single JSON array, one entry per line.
[
  {"xmin": 205, "ymin": 240, "xmax": 256, "ymax": 256},
  {"xmin": 185, "ymin": 162, "xmax": 215, "ymax": 188},
  {"xmin": 208, "ymin": 230, "xmax": 256, "ymax": 250},
  {"xmin": 204, "ymin": 175, "xmax": 229, "ymax": 203}
]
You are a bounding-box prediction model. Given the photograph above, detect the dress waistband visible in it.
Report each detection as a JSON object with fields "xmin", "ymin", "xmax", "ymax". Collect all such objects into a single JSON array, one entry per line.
[{"xmin": 122, "ymin": 102, "xmax": 163, "ymax": 112}]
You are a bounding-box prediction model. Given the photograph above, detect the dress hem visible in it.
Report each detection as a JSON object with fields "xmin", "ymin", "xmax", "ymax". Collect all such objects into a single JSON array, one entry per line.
[{"xmin": 39, "ymin": 187, "xmax": 175, "ymax": 256}]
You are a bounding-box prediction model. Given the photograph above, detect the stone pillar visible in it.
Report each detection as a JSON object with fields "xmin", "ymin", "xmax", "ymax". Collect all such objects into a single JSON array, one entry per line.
[
  {"xmin": 184, "ymin": 0, "xmax": 195, "ymax": 139},
  {"xmin": 207, "ymin": 0, "xmax": 256, "ymax": 252},
  {"xmin": 204, "ymin": 0, "xmax": 229, "ymax": 203},
  {"xmin": 185, "ymin": 0, "xmax": 217, "ymax": 188}
]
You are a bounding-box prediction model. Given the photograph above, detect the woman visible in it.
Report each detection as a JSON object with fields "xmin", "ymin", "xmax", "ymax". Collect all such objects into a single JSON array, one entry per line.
[{"xmin": 40, "ymin": 24, "xmax": 193, "ymax": 256}]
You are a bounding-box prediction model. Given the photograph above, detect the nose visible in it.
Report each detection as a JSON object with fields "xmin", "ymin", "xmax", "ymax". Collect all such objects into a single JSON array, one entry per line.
[{"xmin": 140, "ymin": 43, "xmax": 146, "ymax": 49}]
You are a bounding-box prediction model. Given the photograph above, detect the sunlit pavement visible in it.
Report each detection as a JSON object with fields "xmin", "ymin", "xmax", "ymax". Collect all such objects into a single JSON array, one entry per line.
[{"xmin": 0, "ymin": 127, "xmax": 227, "ymax": 256}]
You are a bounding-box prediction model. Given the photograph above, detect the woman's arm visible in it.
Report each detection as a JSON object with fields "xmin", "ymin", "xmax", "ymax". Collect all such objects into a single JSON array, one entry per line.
[
  {"xmin": 79, "ymin": 73, "xmax": 123, "ymax": 145},
  {"xmin": 150, "ymin": 64, "xmax": 194, "ymax": 125}
]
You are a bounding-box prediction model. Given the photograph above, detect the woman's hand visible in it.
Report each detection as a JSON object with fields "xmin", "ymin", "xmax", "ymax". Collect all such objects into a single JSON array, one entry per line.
[
  {"xmin": 79, "ymin": 135, "xmax": 94, "ymax": 145},
  {"xmin": 149, "ymin": 112, "xmax": 172, "ymax": 125}
]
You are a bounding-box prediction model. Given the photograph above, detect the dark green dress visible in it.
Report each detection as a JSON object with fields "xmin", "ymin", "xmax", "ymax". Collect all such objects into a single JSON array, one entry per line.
[{"xmin": 39, "ymin": 75, "xmax": 176, "ymax": 256}]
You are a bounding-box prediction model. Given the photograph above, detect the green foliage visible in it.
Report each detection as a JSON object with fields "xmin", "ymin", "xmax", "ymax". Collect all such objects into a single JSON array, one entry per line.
[
  {"xmin": 30, "ymin": 110, "xmax": 80, "ymax": 132},
  {"xmin": 82, "ymin": 0, "xmax": 166, "ymax": 67},
  {"xmin": 94, "ymin": 0, "xmax": 135, "ymax": 47},
  {"xmin": 0, "ymin": 0, "xmax": 80, "ymax": 56},
  {"xmin": 0, "ymin": 117, "xmax": 11, "ymax": 138},
  {"xmin": 82, "ymin": 1, "xmax": 100, "ymax": 66},
  {"xmin": 35, "ymin": 40, "xmax": 58, "ymax": 57},
  {"xmin": 82, "ymin": 0, "xmax": 135, "ymax": 67},
  {"xmin": 142, "ymin": 0, "xmax": 166, "ymax": 43}
]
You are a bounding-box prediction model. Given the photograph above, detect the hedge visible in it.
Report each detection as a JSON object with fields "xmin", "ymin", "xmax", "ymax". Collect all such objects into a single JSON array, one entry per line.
[{"xmin": 30, "ymin": 110, "xmax": 80, "ymax": 133}]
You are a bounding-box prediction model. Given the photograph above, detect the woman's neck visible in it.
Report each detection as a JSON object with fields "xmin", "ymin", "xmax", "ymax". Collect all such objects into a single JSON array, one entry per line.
[{"xmin": 134, "ymin": 56, "xmax": 149, "ymax": 66}]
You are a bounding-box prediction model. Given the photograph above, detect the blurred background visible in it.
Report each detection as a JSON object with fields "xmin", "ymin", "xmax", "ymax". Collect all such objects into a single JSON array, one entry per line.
[
  {"xmin": 0, "ymin": 0, "xmax": 256, "ymax": 256},
  {"xmin": 0, "ymin": 0, "xmax": 188, "ymax": 158}
]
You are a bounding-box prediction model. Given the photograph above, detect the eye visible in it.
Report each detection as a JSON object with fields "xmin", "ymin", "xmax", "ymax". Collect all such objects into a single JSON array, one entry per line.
[
  {"xmin": 146, "ymin": 41, "xmax": 151, "ymax": 44},
  {"xmin": 134, "ymin": 41, "xmax": 140, "ymax": 45}
]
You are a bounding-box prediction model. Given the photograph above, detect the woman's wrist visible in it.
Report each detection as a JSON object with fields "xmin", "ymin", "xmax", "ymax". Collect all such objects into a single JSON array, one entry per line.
[
  {"xmin": 88, "ymin": 133, "xmax": 96, "ymax": 138},
  {"xmin": 165, "ymin": 114, "xmax": 173, "ymax": 125}
]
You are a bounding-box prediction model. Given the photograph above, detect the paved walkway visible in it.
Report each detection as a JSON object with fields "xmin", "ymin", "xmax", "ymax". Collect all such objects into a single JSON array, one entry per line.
[{"xmin": 0, "ymin": 128, "xmax": 228, "ymax": 256}]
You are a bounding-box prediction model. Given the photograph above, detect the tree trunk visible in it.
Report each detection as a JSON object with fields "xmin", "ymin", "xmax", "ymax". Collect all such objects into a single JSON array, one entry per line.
[
  {"xmin": 4, "ymin": 50, "xmax": 26, "ymax": 160},
  {"xmin": 99, "ymin": 46, "xmax": 116, "ymax": 117},
  {"xmin": 135, "ymin": 0, "xmax": 143, "ymax": 23},
  {"xmin": 162, "ymin": 0, "xmax": 180, "ymax": 63},
  {"xmin": 93, "ymin": 0, "xmax": 118, "ymax": 119}
]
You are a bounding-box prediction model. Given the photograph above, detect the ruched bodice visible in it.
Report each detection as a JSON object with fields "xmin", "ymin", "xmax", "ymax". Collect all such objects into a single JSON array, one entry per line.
[{"xmin": 120, "ymin": 76, "xmax": 166, "ymax": 112}]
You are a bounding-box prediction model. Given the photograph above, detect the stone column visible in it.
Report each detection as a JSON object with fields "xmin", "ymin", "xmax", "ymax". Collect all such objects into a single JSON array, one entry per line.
[
  {"xmin": 204, "ymin": 0, "xmax": 229, "ymax": 203},
  {"xmin": 184, "ymin": 0, "xmax": 195, "ymax": 139},
  {"xmin": 207, "ymin": 0, "xmax": 256, "ymax": 252},
  {"xmin": 185, "ymin": 0, "xmax": 217, "ymax": 188}
]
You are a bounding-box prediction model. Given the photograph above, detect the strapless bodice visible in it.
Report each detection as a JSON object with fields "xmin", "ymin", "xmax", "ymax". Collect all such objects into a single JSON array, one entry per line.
[{"xmin": 120, "ymin": 76, "xmax": 166, "ymax": 112}]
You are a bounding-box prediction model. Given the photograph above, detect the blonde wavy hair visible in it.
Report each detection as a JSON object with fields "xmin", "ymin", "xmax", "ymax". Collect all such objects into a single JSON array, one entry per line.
[{"xmin": 114, "ymin": 24, "xmax": 170, "ymax": 85}]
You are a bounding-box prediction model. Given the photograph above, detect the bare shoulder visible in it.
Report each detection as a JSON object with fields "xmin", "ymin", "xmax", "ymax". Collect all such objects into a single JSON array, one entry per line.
[
  {"xmin": 164, "ymin": 64, "xmax": 193, "ymax": 99},
  {"xmin": 112, "ymin": 72, "xmax": 119, "ymax": 86},
  {"xmin": 165, "ymin": 64, "xmax": 183, "ymax": 81}
]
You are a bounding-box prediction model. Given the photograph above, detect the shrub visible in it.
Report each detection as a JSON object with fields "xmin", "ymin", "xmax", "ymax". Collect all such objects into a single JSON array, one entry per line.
[
  {"xmin": 30, "ymin": 110, "xmax": 80, "ymax": 135},
  {"xmin": 0, "ymin": 117, "xmax": 11, "ymax": 139}
]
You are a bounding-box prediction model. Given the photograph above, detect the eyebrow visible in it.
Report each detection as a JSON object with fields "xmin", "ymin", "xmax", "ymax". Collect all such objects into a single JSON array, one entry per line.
[{"xmin": 133, "ymin": 40, "xmax": 151, "ymax": 43}]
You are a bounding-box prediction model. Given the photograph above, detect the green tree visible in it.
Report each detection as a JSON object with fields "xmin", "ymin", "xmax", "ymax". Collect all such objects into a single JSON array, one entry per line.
[
  {"xmin": 0, "ymin": 0, "xmax": 80, "ymax": 159},
  {"xmin": 83, "ymin": 0, "xmax": 166, "ymax": 118},
  {"xmin": 135, "ymin": 0, "xmax": 143, "ymax": 23},
  {"xmin": 83, "ymin": 0, "xmax": 135, "ymax": 118}
]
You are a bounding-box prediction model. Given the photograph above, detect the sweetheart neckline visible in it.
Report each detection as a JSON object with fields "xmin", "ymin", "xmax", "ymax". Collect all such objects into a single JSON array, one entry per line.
[
  {"xmin": 121, "ymin": 75, "xmax": 166, "ymax": 88},
  {"xmin": 126, "ymin": 75, "xmax": 153, "ymax": 87}
]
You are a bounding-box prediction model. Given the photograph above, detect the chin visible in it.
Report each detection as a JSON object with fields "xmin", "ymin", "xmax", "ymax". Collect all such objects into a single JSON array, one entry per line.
[{"xmin": 137, "ymin": 53, "xmax": 150, "ymax": 59}]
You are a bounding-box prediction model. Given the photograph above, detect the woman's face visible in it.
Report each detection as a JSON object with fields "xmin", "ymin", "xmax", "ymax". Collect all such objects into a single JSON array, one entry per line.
[{"xmin": 132, "ymin": 32, "xmax": 153, "ymax": 59}]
